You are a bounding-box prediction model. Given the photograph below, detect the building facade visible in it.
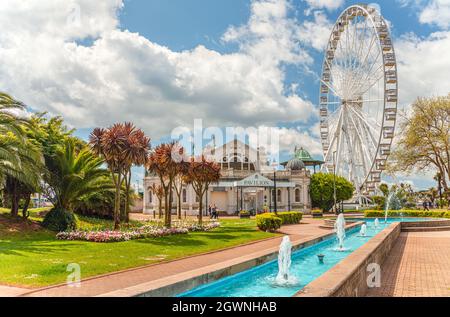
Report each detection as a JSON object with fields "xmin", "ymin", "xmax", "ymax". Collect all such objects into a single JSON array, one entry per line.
[{"xmin": 143, "ymin": 140, "xmax": 312, "ymax": 216}]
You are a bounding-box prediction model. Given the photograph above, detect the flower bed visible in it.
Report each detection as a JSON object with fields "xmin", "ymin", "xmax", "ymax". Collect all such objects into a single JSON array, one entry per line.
[{"xmin": 56, "ymin": 221, "xmax": 221, "ymax": 243}]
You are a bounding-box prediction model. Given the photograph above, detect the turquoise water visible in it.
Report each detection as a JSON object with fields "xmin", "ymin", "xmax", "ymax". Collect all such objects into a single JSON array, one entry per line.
[{"xmin": 178, "ymin": 217, "xmax": 434, "ymax": 297}]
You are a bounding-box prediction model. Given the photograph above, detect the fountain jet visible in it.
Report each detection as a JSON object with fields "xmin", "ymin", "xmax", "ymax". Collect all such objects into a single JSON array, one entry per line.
[
  {"xmin": 334, "ymin": 213, "xmax": 346, "ymax": 250},
  {"xmin": 360, "ymin": 224, "xmax": 367, "ymax": 237},
  {"xmin": 274, "ymin": 236, "xmax": 298, "ymax": 286}
]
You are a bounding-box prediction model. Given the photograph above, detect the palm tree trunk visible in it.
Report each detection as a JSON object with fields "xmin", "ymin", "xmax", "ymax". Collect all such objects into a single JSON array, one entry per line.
[
  {"xmin": 22, "ymin": 193, "xmax": 31, "ymax": 219},
  {"xmin": 177, "ymin": 193, "xmax": 182, "ymax": 220},
  {"xmin": 166, "ymin": 187, "xmax": 173, "ymax": 228},
  {"xmin": 113, "ymin": 172, "xmax": 122, "ymax": 230},
  {"xmin": 197, "ymin": 184, "xmax": 204, "ymax": 225},
  {"xmin": 123, "ymin": 170, "xmax": 132, "ymax": 223}
]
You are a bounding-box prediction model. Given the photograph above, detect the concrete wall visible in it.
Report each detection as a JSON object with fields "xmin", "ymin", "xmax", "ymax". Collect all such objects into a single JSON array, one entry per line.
[{"xmin": 295, "ymin": 222, "xmax": 401, "ymax": 297}]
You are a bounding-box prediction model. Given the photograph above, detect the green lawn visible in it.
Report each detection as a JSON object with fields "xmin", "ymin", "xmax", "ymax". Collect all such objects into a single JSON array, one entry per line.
[{"xmin": 0, "ymin": 209, "xmax": 276, "ymax": 288}]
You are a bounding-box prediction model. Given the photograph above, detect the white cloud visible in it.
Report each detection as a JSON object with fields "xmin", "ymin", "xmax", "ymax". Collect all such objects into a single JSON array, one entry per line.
[
  {"xmin": 419, "ymin": 0, "xmax": 450, "ymax": 29},
  {"xmin": 277, "ymin": 127, "xmax": 323, "ymax": 156},
  {"xmin": 297, "ymin": 11, "xmax": 333, "ymax": 51},
  {"xmin": 395, "ymin": 31, "xmax": 450, "ymax": 108},
  {"xmin": 0, "ymin": 0, "xmax": 316, "ymax": 140},
  {"xmin": 303, "ymin": 0, "xmax": 345, "ymax": 11}
]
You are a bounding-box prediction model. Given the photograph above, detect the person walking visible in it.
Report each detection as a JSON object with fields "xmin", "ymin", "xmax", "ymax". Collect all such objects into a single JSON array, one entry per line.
[
  {"xmin": 213, "ymin": 204, "xmax": 218, "ymax": 219},
  {"xmin": 423, "ymin": 201, "xmax": 430, "ymax": 211},
  {"xmin": 208, "ymin": 204, "xmax": 212, "ymax": 219}
]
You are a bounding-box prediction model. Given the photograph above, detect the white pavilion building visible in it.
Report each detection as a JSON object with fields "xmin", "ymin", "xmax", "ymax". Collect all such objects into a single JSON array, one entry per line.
[{"xmin": 143, "ymin": 140, "xmax": 313, "ymax": 216}]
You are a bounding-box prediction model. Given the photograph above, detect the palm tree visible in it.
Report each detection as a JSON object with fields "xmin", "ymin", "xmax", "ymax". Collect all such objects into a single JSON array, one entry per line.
[
  {"xmin": 120, "ymin": 123, "xmax": 150, "ymax": 223},
  {"xmin": 89, "ymin": 123, "xmax": 150, "ymax": 229},
  {"xmin": 0, "ymin": 93, "xmax": 44, "ymax": 217},
  {"xmin": 47, "ymin": 139, "xmax": 110, "ymax": 210},
  {"xmin": 184, "ymin": 156, "xmax": 221, "ymax": 225}
]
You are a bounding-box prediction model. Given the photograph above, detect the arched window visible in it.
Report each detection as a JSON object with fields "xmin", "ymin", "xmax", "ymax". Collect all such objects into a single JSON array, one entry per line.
[
  {"xmin": 182, "ymin": 188, "xmax": 187, "ymax": 203},
  {"xmin": 277, "ymin": 189, "xmax": 282, "ymax": 203},
  {"xmin": 295, "ymin": 188, "xmax": 301, "ymax": 203},
  {"xmin": 148, "ymin": 190, "xmax": 153, "ymax": 203}
]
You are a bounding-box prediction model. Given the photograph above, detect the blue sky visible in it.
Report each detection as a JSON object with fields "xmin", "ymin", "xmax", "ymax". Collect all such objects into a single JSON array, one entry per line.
[{"xmin": 2, "ymin": 0, "xmax": 449, "ymax": 191}]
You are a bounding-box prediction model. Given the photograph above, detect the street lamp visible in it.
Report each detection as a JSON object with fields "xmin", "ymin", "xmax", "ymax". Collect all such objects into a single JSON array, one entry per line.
[{"xmin": 333, "ymin": 151, "xmax": 337, "ymax": 215}]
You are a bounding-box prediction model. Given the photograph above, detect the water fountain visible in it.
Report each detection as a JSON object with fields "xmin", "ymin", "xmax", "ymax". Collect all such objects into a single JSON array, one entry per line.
[
  {"xmin": 360, "ymin": 224, "xmax": 367, "ymax": 237},
  {"xmin": 274, "ymin": 236, "xmax": 298, "ymax": 286},
  {"xmin": 374, "ymin": 218, "xmax": 380, "ymax": 228},
  {"xmin": 384, "ymin": 191, "xmax": 396, "ymax": 223},
  {"xmin": 334, "ymin": 213, "xmax": 346, "ymax": 251}
]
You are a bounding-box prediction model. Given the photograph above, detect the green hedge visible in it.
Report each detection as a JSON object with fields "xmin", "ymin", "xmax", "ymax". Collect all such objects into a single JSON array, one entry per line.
[
  {"xmin": 364, "ymin": 210, "xmax": 450, "ymax": 219},
  {"xmin": 275, "ymin": 211, "xmax": 303, "ymax": 224},
  {"xmin": 256, "ymin": 214, "xmax": 282, "ymax": 232},
  {"xmin": 256, "ymin": 212, "xmax": 303, "ymax": 231}
]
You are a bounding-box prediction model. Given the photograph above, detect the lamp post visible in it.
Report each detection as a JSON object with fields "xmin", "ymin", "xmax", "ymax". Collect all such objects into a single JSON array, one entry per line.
[{"xmin": 333, "ymin": 151, "xmax": 337, "ymax": 215}]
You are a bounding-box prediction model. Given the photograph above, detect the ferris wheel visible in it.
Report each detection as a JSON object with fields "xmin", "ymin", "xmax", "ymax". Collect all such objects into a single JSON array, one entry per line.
[{"xmin": 319, "ymin": 4, "xmax": 398, "ymax": 196}]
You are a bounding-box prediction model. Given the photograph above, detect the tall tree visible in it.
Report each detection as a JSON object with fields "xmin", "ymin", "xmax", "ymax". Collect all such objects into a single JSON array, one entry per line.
[
  {"xmin": 147, "ymin": 142, "xmax": 186, "ymax": 227},
  {"xmin": 389, "ymin": 95, "xmax": 450, "ymax": 202},
  {"xmin": 0, "ymin": 93, "xmax": 44, "ymax": 217},
  {"xmin": 122, "ymin": 124, "xmax": 150, "ymax": 222},
  {"xmin": 310, "ymin": 173, "xmax": 354, "ymax": 213},
  {"xmin": 90, "ymin": 123, "xmax": 150, "ymax": 228},
  {"xmin": 184, "ymin": 156, "xmax": 221, "ymax": 225}
]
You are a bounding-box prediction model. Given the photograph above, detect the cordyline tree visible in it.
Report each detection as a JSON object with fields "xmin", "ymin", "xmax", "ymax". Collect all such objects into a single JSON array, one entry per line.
[
  {"xmin": 173, "ymin": 163, "xmax": 189, "ymax": 220},
  {"xmin": 147, "ymin": 142, "xmax": 187, "ymax": 228},
  {"xmin": 120, "ymin": 124, "xmax": 150, "ymax": 222},
  {"xmin": 185, "ymin": 155, "xmax": 221, "ymax": 225},
  {"xmin": 90, "ymin": 123, "xmax": 150, "ymax": 229},
  {"xmin": 150, "ymin": 183, "xmax": 164, "ymax": 218}
]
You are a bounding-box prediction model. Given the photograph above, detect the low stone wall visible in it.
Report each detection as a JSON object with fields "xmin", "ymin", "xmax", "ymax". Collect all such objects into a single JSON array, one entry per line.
[
  {"xmin": 401, "ymin": 219, "xmax": 450, "ymax": 228},
  {"xmin": 295, "ymin": 222, "xmax": 401, "ymax": 297},
  {"xmin": 101, "ymin": 223, "xmax": 362, "ymax": 297}
]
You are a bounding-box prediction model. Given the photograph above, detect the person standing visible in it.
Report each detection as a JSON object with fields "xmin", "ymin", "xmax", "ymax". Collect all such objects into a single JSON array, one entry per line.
[
  {"xmin": 208, "ymin": 204, "xmax": 212, "ymax": 218},
  {"xmin": 213, "ymin": 204, "xmax": 218, "ymax": 219}
]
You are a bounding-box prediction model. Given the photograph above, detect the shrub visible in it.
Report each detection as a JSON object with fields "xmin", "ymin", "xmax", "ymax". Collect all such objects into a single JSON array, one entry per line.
[
  {"xmin": 364, "ymin": 210, "xmax": 450, "ymax": 219},
  {"xmin": 256, "ymin": 214, "xmax": 282, "ymax": 232},
  {"xmin": 42, "ymin": 208, "xmax": 78, "ymax": 232},
  {"xmin": 275, "ymin": 211, "xmax": 303, "ymax": 224},
  {"xmin": 256, "ymin": 212, "xmax": 302, "ymax": 231},
  {"xmin": 239, "ymin": 210, "xmax": 251, "ymax": 216}
]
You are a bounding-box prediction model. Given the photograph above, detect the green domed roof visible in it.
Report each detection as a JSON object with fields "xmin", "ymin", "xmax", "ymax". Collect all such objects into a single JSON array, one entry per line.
[
  {"xmin": 294, "ymin": 147, "xmax": 315, "ymax": 162},
  {"xmin": 286, "ymin": 158, "xmax": 305, "ymax": 171}
]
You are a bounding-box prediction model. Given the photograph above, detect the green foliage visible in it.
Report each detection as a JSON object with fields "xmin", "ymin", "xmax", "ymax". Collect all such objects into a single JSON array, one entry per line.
[
  {"xmin": 256, "ymin": 211, "xmax": 302, "ymax": 231},
  {"xmin": 275, "ymin": 211, "xmax": 303, "ymax": 224},
  {"xmin": 378, "ymin": 183, "xmax": 389, "ymax": 197},
  {"xmin": 364, "ymin": 210, "xmax": 450, "ymax": 218},
  {"xmin": 239, "ymin": 210, "xmax": 251, "ymax": 216},
  {"xmin": 256, "ymin": 214, "xmax": 282, "ymax": 232},
  {"xmin": 47, "ymin": 140, "xmax": 110, "ymax": 210},
  {"xmin": 371, "ymin": 196, "xmax": 386, "ymax": 210},
  {"xmin": 42, "ymin": 208, "xmax": 78, "ymax": 232},
  {"xmin": 310, "ymin": 173, "xmax": 354, "ymax": 212}
]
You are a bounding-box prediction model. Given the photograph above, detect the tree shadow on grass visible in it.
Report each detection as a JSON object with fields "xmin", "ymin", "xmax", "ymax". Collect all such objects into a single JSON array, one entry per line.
[{"xmin": 0, "ymin": 239, "xmax": 85, "ymax": 257}]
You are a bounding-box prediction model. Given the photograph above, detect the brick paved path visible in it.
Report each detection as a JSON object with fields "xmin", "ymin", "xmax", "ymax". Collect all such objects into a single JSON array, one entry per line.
[
  {"xmin": 367, "ymin": 231, "xmax": 450, "ymax": 297},
  {"xmin": 20, "ymin": 220, "xmax": 333, "ymax": 297}
]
